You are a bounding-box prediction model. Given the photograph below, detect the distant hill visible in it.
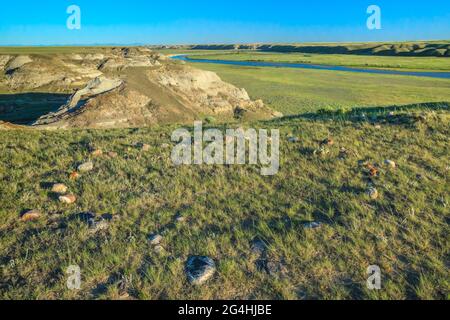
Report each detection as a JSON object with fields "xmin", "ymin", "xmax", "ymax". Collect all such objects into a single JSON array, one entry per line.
[{"xmin": 151, "ymin": 41, "xmax": 450, "ymax": 57}]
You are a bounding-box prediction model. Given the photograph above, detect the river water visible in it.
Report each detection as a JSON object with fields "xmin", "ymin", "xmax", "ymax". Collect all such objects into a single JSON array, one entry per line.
[{"xmin": 172, "ymin": 55, "xmax": 450, "ymax": 79}]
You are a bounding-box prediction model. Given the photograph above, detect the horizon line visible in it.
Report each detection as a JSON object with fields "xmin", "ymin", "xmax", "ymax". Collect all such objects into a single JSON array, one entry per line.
[{"xmin": 1, "ymin": 39, "xmax": 449, "ymax": 47}]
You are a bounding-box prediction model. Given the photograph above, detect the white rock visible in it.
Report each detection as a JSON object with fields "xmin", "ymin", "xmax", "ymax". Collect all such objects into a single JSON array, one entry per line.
[
  {"xmin": 149, "ymin": 234, "xmax": 163, "ymax": 245},
  {"xmin": 78, "ymin": 161, "xmax": 94, "ymax": 172},
  {"xmin": 51, "ymin": 183, "xmax": 68, "ymax": 194},
  {"xmin": 59, "ymin": 194, "xmax": 77, "ymax": 204},
  {"xmin": 367, "ymin": 187, "xmax": 379, "ymax": 200},
  {"xmin": 185, "ymin": 256, "xmax": 216, "ymax": 285},
  {"xmin": 384, "ymin": 160, "xmax": 396, "ymax": 169},
  {"xmin": 303, "ymin": 222, "xmax": 321, "ymax": 229}
]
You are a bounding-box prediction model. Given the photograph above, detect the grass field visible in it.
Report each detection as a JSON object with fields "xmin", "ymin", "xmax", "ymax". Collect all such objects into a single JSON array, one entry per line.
[
  {"xmin": 1, "ymin": 103, "xmax": 449, "ymax": 300},
  {"xmin": 185, "ymin": 52, "xmax": 450, "ymax": 72},
  {"xmin": 0, "ymin": 46, "xmax": 449, "ymax": 300},
  {"xmin": 187, "ymin": 62, "xmax": 450, "ymax": 115}
]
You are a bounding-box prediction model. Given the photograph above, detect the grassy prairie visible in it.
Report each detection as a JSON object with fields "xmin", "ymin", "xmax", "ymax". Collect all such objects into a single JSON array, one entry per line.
[
  {"xmin": 0, "ymin": 46, "xmax": 449, "ymax": 300},
  {"xmin": 188, "ymin": 62, "xmax": 450, "ymax": 115},
  {"xmin": 186, "ymin": 52, "xmax": 450, "ymax": 72},
  {"xmin": 0, "ymin": 104, "xmax": 449, "ymax": 300},
  {"xmin": 155, "ymin": 49, "xmax": 236, "ymax": 56}
]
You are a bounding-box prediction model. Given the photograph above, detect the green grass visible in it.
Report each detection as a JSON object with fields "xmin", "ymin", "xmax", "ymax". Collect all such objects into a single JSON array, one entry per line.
[
  {"xmin": 0, "ymin": 103, "xmax": 449, "ymax": 300},
  {"xmin": 188, "ymin": 62, "xmax": 450, "ymax": 116},
  {"xmin": 1, "ymin": 46, "xmax": 449, "ymax": 300},
  {"xmin": 154, "ymin": 49, "xmax": 236, "ymax": 56},
  {"xmin": 186, "ymin": 52, "xmax": 450, "ymax": 72}
]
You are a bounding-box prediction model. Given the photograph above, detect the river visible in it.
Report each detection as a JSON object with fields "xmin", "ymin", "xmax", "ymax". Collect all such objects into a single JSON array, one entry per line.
[{"xmin": 172, "ymin": 55, "xmax": 450, "ymax": 79}]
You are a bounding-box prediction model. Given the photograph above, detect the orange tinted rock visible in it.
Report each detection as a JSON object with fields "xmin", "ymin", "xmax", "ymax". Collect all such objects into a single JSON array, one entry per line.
[
  {"xmin": 69, "ymin": 171, "xmax": 80, "ymax": 180},
  {"xmin": 91, "ymin": 149, "xmax": 103, "ymax": 157},
  {"xmin": 365, "ymin": 164, "xmax": 379, "ymax": 177},
  {"xmin": 21, "ymin": 210, "xmax": 41, "ymax": 222},
  {"xmin": 59, "ymin": 194, "xmax": 77, "ymax": 204}
]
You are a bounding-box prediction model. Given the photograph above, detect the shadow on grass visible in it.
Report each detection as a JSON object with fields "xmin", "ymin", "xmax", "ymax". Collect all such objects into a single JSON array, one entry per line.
[
  {"xmin": 264, "ymin": 101, "xmax": 449, "ymax": 126},
  {"xmin": 0, "ymin": 92, "xmax": 70, "ymax": 125}
]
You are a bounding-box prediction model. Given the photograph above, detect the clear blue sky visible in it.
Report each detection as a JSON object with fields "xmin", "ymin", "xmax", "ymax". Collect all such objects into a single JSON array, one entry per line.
[{"xmin": 0, "ymin": 0, "xmax": 449, "ymax": 45}]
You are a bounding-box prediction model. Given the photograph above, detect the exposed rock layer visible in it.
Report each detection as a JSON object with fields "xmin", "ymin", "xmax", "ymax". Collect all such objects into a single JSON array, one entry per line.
[{"xmin": 0, "ymin": 47, "xmax": 277, "ymax": 128}]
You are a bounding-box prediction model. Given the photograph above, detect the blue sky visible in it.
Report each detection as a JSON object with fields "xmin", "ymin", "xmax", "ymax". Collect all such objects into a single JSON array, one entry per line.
[{"xmin": 0, "ymin": 0, "xmax": 449, "ymax": 45}]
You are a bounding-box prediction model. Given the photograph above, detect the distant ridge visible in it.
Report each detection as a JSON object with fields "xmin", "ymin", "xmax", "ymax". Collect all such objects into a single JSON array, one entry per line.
[{"xmin": 150, "ymin": 41, "xmax": 450, "ymax": 57}]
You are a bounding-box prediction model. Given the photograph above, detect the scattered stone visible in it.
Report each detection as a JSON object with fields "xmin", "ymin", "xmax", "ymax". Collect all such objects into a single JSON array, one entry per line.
[
  {"xmin": 88, "ymin": 219, "xmax": 109, "ymax": 234},
  {"xmin": 117, "ymin": 281, "xmax": 130, "ymax": 300},
  {"xmin": 51, "ymin": 183, "xmax": 68, "ymax": 194},
  {"xmin": 251, "ymin": 239, "xmax": 267, "ymax": 256},
  {"xmin": 75, "ymin": 212, "xmax": 108, "ymax": 232},
  {"xmin": 154, "ymin": 245, "xmax": 165, "ymax": 254},
  {"xmin": 288, "ymin": 136, "xmax": 300, "ymax": 143},
  {"xmin": 21, "ymin": 210, "xmax": 41, "ymax": 222},
  {"xmin": 338, "ymin": 148, "xmax": 348, "ymax": 160},
  {"xmin": 148, "ymin": 234, "xmax": 163, "ymax": 245},
  {"xmin": 388, "ymin": 112, "xmax": 395, "ymax": 117},
  {"xmin": 320, "ymin": 138, "xmax": 334, "ymax": 146},
  {"xmin": 161, "ymin": 143, "xmax": 170, "ymax": 149},
  {"xmin": 185, "ymin": 256, "xmax": 216, "ymax": 285},
  {"xmin": 303, "ymin": 221, "xmax": 321, "ymax": 229},
  {"xmin": 107, "ymin": 151, "xmax": 118, "ymax": 158},
  {"xmin": 140, "ymin": 143, "xmax": 150, "ymax": 151},
  {"xmin": 374, "ymin": 125, "xmax": 382, "ymax": 129},
  {"xmin": 384, "ymin": 160, "xmax": 396, "ymax": 169},
  {"xmin": 175, "ymin": 214, "xmax": 187, "ymax": 223},
  {"xmin": 313, "ymin": 146, "xmax": 330, "ymax": 157},
  {"xmin": 367, "ymin": 187, "xmax": 379, "ymax": 200},
  {"xmin": 69, "ymin": 171, "xmax": 80, "ymax": 180},
  {"xmin": 265, "ymin": 260, "xmax": 288, "ymax": 277},
  {"xmin": 91, "ymin": 149, "xmax": 103, "ymax": 157},
  {"xmin": 365, "ymin": 164, "xmax": 379, "ymax": 177},
  {"xmin": 78, "ymin": 161, "xmax": 94, "ymax": 172},
  {"xmin": 59, "ymin": 194, "xmax": 77, "ymax": 204}
]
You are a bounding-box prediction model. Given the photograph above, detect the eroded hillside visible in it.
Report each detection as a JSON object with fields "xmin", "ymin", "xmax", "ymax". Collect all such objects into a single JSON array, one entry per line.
[{"xmin": 0, "ymin": 47, "xmax": 277, "ymax": 128}]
